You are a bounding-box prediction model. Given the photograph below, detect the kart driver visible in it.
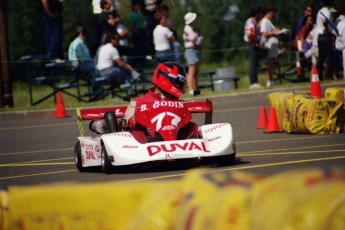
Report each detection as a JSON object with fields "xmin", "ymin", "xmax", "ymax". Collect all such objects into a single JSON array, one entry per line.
[{"xmin": 123, "ymin": 62, "xmax": 199, "ymax": 143}]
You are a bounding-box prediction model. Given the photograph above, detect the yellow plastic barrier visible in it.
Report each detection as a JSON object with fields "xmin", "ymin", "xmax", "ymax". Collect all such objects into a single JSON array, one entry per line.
[
  {"xmin": 174, "ymin": 169, "xmax": 263, "ymax": 230},
  {"xmin": 325, "ymin": 87, "xmax": 344, "ymax": 104},
  {"xmin": 7, "ymin": 181, "xmax": 178, "ymax": 230},
  {"xmin": 284, "ymin": 96, "xmax": 343, "ymax": 134},
  {"xmin": 1, "ymin": 190, "xmax": 8, "ymax": 230},
  {"xmin": 251, "ymin": 167, "xmax": 345, "ymax": 230},
  {"xmin": 4, "ymin": 168, "xmax": 345, "ymax": 230}
]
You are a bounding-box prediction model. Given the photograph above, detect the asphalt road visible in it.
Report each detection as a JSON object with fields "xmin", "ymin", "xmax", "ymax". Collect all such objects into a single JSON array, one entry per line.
[{"xmin": 1, "ymin": 86, "xmax": 345, "ymax": 190}]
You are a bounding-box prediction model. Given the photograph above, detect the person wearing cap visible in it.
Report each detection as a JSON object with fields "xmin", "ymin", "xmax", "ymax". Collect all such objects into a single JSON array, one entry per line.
[{"xmin": 183, "ymin": 12, "xmax": 203, "ymax": 95}]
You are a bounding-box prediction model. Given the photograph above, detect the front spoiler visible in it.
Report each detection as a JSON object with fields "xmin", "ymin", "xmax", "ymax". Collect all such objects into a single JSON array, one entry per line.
[{"xmin": 78, "ymin": 123, "xmax": 235, "ymax": 167}]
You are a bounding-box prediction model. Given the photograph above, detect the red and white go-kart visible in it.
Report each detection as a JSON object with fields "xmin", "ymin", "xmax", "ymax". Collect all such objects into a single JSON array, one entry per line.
[{"xmin": 74, "ymin": 96, "xmax": 236, "ymax": 173}]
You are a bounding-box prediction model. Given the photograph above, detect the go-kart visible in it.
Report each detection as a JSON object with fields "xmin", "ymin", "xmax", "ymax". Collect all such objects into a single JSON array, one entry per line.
[{"xmin": 74, "ymin": 95, "xmax": 236, "ymax": 173}]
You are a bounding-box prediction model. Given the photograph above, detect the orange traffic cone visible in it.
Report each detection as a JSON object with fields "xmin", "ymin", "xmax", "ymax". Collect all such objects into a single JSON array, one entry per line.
[
  {"xmin": 55, "ymin": 91, "xmax": 67, "ymax": 118},
  {"xmin": 265, "ymin": 107, "xmax": 281, "ymax": 133},
  {"xmin": 257, "ymin": 106, "xmax": 268, "ymax": 129},
  {"xmin": 310, "ymin": 68, "xmax": 322, "ymax": 98}
]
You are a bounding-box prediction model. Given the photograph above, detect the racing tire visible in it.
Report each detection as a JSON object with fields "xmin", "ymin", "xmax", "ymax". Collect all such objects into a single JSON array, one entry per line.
[
  {"xmin": 202, "ymin": 153, "xmax": 236, "ymax": 167},
  {"xmin": 104, "ymin": 111, "xmax": 119, "ymax": 133},
  {"xmin": 74, "ymin": 140, "xmax": 86, "ymax": 172},
  {"xmin": 101, "ymin": 143, "xmax": 114, "ymax": 174}
]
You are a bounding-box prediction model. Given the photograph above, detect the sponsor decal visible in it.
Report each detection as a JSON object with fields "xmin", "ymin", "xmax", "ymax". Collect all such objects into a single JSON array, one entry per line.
[
  {"xmin": 95, "ymin": 145, "xmax": 101, "ymax": 158},
  {"xmin": 140, "ymin": 101, "xmax": 184, "ymax": 112},
  {"xmin": 85, "ymin": 150, "xmax": 96, "ymax": 160},
  {"xmin": 162, "ymin": 125, "xmax": 176, "ymax": 131},
  {"xmin": 204, "ymin": 123, "xmax": 227, "ymax": 133},
  {"xmin": 147, "ymin": 141, "xmax": 210, "ymax": 156},
  {"xmin": 122, "ymin": 145, "xmax": 139, "ymax": 148},
  {"xmin": 207, "ymin": 136, "xmax": 221, "ymax": 142},
  {"xmin": 107, "ymin": 133, "xmax": 132, "ymax": 137}
]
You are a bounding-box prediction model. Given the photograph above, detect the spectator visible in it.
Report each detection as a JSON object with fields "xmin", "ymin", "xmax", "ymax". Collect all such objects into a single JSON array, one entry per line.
[
  {"xmin": 96, "ymin": 32, "xmax": 138, "ymax": 92},
  {"xmin": 304, "ymin": 23, "xmax": 317, "ymax": 70},
  {"xmin": 183, "ymin": 12, "xmax": 203, "ymax": 95},
  {"xmin": 244, "ymin": 5, "xmax": 263, "ymax": 90},
  {"xmin": 129, "ymin": 0, "xmax": 147, "ymax": 67},
  {"xmin": 335, "ymin": 6, "xmax": 345, "ymax": 80},
  {"xmin": 157, "ymin": 4, "xmax": 181, "ymax": 63},
  {"xmin": 116, "ymin": 22, "xmax": 133, "ymax": 58},
  {"xmin": 259, "ymin": 4, "xmax": 282, "ymax": 88},
  {"xmin": 315, "ymin": 0, "xmax": 335, "ymax": 80},
  {"xmin": 295, "ymin": 15, "xmax": 314, "ymax": 52},
  {"xmin": 153, "ymin": 12, "xmax": 175, "ymax": 63},
  {"xmin": 99, "ymin": 0, "xmax": 120, "ymax": 45},
  {"xmin": 295, "ymin": 4, "xmax": 313, "ymax": 37},
  {"xmin": 140, "ymin": 0, "xmax": 163, "ymax": 56},
  {"xmin": 68, "ymin": 26, "xmax": 99, "ymax": 89},
  {"xmin": 41, "ymin": 0, "xmax": 64, "ymax": 60}
]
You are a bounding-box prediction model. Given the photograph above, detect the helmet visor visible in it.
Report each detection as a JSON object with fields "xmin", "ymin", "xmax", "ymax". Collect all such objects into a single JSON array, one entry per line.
[{"xmin": 159, "ymin": 69, "xmax": 186, "ymax": 90}]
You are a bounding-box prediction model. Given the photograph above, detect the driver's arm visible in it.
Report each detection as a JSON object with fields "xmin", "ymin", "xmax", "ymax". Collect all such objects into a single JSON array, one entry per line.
[{"xmin": 124, "ymin": 100, "xmax": 137, "ymax": 124}]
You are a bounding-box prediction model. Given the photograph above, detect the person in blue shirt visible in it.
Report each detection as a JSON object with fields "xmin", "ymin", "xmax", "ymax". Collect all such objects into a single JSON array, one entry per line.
[{"xmin": 68, "ymin": 26, "xmax": 99, "ymax": 89}]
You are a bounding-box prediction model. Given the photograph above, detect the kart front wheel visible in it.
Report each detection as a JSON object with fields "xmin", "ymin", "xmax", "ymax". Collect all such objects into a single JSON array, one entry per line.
[
  {"xmin": 74, "ymin": 140, "xmax": 86, "ymax": 172},
  {"xmin": 75, "ymin": 140, "xmax": 101, "ymax": 172},
  {"xmin": 101, "ymin": 144, "xmax": 113, "ymax": 174},
  {"xmin": 202, "ymin": 153, "xmax": 236, "ymax": 167}
]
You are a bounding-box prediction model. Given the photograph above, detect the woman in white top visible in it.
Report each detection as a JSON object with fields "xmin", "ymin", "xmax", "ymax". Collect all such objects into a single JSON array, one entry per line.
[
  {"xmin": 260, "ymin": 4, "xmax": 281, "ymax": 87},
  {"xmin": 153, "ymin": 13, "xmax": 175, "ymax": 63}
]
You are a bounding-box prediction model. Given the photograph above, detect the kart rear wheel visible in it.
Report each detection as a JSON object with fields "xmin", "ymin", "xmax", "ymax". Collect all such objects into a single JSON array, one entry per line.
[
  {"xmin": 74, "ymin": 140, "xmax": 86, "ymax": 172},
  {"xmin": 101, "ymin": 144, "xmax": 113, "ymax": 173},
  {"xmin": 104, "ymin": 111, "xmax": 119, "ymax": 133}
]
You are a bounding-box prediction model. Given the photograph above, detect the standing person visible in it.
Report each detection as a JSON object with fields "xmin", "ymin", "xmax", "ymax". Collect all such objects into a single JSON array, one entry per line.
[
  {"xmin": 96, "ymin": 33, "xmax": 138, "ymax": 92},
  {"xmin": 335, "ymin": 6, "xmax": 345, "ymax": 80},
  {"xmin": 157, "ymin": 4, "xmax": 181, "ymax": 63},
  {"xmin": 260, "ymin": 4, "xmax": 282, "ymax": 88},
  {"xmin": 244, "ymin": 5, "xmax": 263, "ymax": 90},
  {"xmin": 153, "ymin": 12, "xmax": 175, "ymax": 63},
  {"xmin": 116, "ymin": 22, "xmax": 133, "ymax": 58},
  {"xmin": 99, "ymin": 0, "xmax": 120, "ymax": 45},
  {"xmin": 129, "ymin": 0, "xmax": 147, "ymax": 67},
  {"xmin": 68, "ymin": 26, "xmax": 98, "ymax": 90},
  {"xmin": 41, "ymin": 0, "xmax": 64, "ymax": 60},
  {"xmin": 140, "ymin": 0, "xmax": 163, "ymax": 56},
  {"xmin": 295, "ymin": 15, "xmax": 314, "ymax": 52},
  {"xmin": 315, "ymin": 0, "xmax": 335, "ymax": 80},
  {"xmin": 295, "ymin": 4, "xmax": 313, "ymax": 37},
  {"xmin": 183, "ymin": 12, "xmax": 203, "ymax": 95}
]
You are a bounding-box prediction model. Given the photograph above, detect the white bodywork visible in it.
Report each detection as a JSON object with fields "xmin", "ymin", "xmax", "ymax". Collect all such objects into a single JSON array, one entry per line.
[{"xmin": 78, "ymin": 123, "xmax": 235, "ymax": 167}]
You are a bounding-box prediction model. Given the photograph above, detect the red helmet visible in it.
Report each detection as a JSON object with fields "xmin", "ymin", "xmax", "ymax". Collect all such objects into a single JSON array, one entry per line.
[{"xmin": 152, "ymin": 62, "xmax": 187, "ymax": 98}]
